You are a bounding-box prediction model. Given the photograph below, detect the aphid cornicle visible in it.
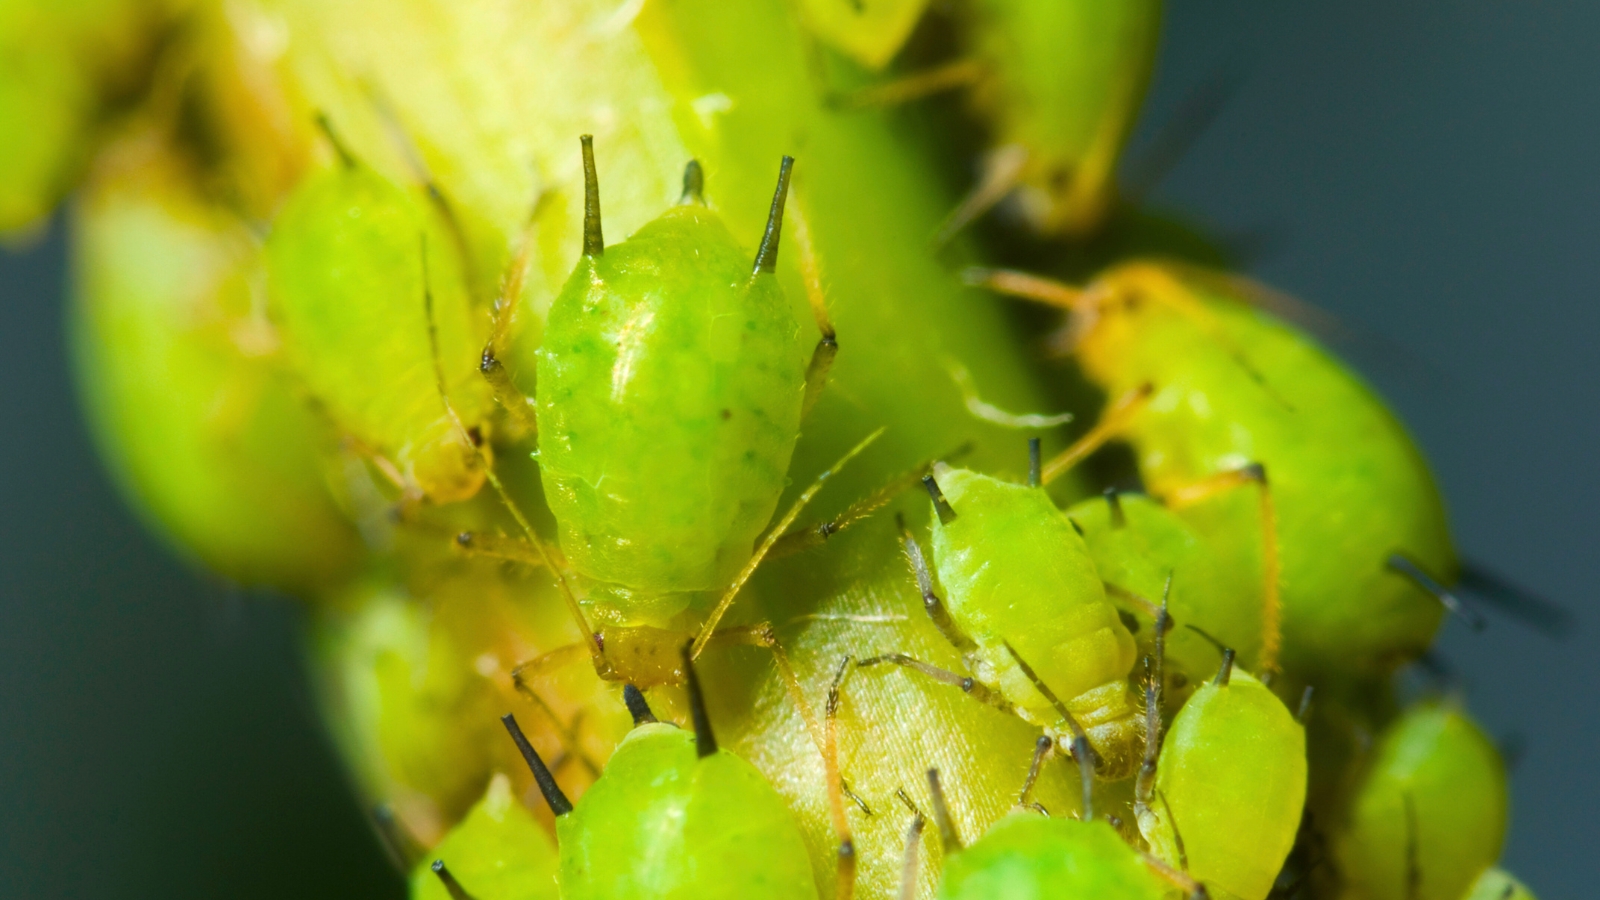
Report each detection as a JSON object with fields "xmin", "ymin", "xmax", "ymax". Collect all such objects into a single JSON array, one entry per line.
[
  {"xmin": 1137, "ymin": 650, "xmax": 1307, "ymax": 900},
  {"xmin": 971, "ymin": 261, "xmax": 1457, "ymax": 682},
  {"xmin": 1334, "ymin": 702, "xmax": 1508, "ymax": 900},
  {"xmin": 506, "ymin": 657, "xmax": 819, "ymax": 899},
  {"xmin": 266, "ymin": 124, "xmax": 492, "ymax": 504},
  {"xmin": 410, "ymin": 773, "xmax": 559, "ymax": 900}
]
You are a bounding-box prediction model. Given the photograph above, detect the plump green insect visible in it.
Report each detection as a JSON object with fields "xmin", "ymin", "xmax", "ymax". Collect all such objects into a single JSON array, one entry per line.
[
  {"xmin": 1136, "ymin": 648, "xmax": 1307, "ymax": 900},
  {"xmin": 506, "ymin": 654, "xmax": 820, "ymax": 900},
  {"xmin": 937, "ymin": 812, "xmax": 1168, "ymax": 900},
  {"xmin": 1334, "ymin": 702, "xmax": 1508, "ymax": 900},
  {"xmin": 971, "ymin": 261, "xmax": 1458, "ymax": 683},
  {"xmin": 411, "ymin": 773, "xmax": 559, "ymax": 900},
  {"xmin": 266, "ymin": 123, "xmax": 492, "ymax": 504},
  {"xmin": 72, "ymin": 124, "xmax": 359, "ymax": 593}
]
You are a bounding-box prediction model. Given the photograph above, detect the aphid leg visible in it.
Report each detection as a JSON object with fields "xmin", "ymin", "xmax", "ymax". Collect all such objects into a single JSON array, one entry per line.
[
  {"xmin": 768, "ymin": 449, "xmax": 972, "ymax": 560},
  {"xmin": 510, "ymin": 672, "xmax": 601, "ymax": 778},
  {"xmin": 1387, "ymin": 553, "xmax": 1488, "ymax": 631},
  {"xmin": 1017, "ymin": 734, "xmax": 1053, "ymax": 811},
  {"xmin": 478, "ymin": 195, "xmax": 547, "ymax": 439},
  {"xmin": 430, "ymin": 860, "xmax": 478, "ymax": 900},
  {"xmin": 699, "ymin": 623, "xmax": 826, "ymax": 756},
  {"xmin": 370, "ymin": 804, "xmax": 422, "ymax": 873},
  {"xmin": 893, "ymin": 511, "xmax": 980, "ymax": 654},
  {"xmin": 501, "ymin": 712, "xmax": 574, "ymax": 816},
  {"xmin": 510, "ymin": 642, "xmax": 591, "ymax": 685},
  {"xmin": 963, "ymin": 266, "xmax": 1089, "ymax": 311},
  {"xmin": 452, "ymin": 529, "xmax": 547, "ymax": 568},
  {"xmin": 925, "ymin": 768, "xmax": 963, "ymax": 852},
  {"xmin": 1162, "ymin": 463, "xmax": 1282, "ymax": 674},
  {"xmin": 691, "ymin": 428, "xmax": 884, "ymax": 658},
  {"xmin": 1001, "ymin": 642, "xmax": 1101, "ymax": 771},
  {"xmin": 1135, "ymin": 579, "xmax": 1173, "ymax": 818},
  {"xmin": 934, "ymin": 143, "xmax": 1030, "ymax": 246},
  {"xmin": 856, "ymin": 653, "xmax": 1013, "ymax": 714},
  {"xmin": 789, "ymin": 199, "xmax": 839, "ymax": 422},
  {"xmin": 824, "ymin": 655, "xmax": 858, "ymax": 900},
  {"xmin": 1039, "ymin": 383, "xmax": 1154, "ymax": 484},
  {"xmin": 1140, "ymin": 851, "xmax": 1211, "ymax": 900},
  {"xmin": 421, "ymin": 238, "xmax": 605, "ymax": 672},
  {"xmin": 828, "ymin": 59, "xmax": 985, "ymax": 111}
]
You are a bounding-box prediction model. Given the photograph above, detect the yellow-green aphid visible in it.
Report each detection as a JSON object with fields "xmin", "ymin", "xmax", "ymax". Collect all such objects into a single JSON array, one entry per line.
[
  {"xmin": 1335, "ymin": 703, "xmax": 1507, "ymax": 900},
  {"xmin": 920, "ymin": 465, "xmax": 1143, "ymax": 778},
  {"xmin": 1462, "ymin": 868, "xmax": 1538, "ymax": 900},
  {"xmin": 955, "ymin": 0, "xmax": 1164, "ymax": 237},
  {"xmin": 504, "ymin": 658, "xmax": 818, "ymax": 900},
  {"xmin": 973, "ymin": 261, "xmax": 1457, "ymax": 682},
  {"xmin": 72, "ymin": 126, "xmax": 358, "ymax": 593},
  {"xmin": 534, "ymin": 141, "xmax": 809, "ymax": 624},
  {"xmin": 410, "ymin": 774, "xmax": 559, "ymax": 900},
  {"xmin": 266, "ymin": 124, "xmax": 491, "ymax": 504},
  {"xmin": 1068, "ymin": 489, "xmax": 1261, "ymax": 683},
  {"xmin": 1138, "ymin": 651, "xmax": 1307, "ymax": 900}
]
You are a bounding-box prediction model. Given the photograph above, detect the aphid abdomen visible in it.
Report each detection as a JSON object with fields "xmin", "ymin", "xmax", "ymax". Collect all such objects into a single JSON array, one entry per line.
[
  {"xmin": 929, "ymin": 469, "xmax": 1142, "ymax": 772},
  {"xmin": 938, "ymin": 815, "xmax": 1166, "ymax": 900},
  {"xmin": 1076, "ymin": 268, "xmax": 1457, "ymax": 678},
  {"xmin": 266, "ymin": 164, "xmax": 490, "ymax": 502},
  {"xmin": 537, "ymin": 205, "xmax": 807, "ymax": 616}
]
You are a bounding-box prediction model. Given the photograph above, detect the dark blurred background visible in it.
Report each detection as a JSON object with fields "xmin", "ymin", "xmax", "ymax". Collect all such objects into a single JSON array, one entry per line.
[{"xmin": 1, "ymin": 2, "xmax": 1594, "ymax": 897}]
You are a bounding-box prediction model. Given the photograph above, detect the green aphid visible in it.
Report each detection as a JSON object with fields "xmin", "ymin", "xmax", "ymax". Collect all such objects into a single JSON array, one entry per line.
[
  {"xmin": 972, "ymin": 260, "xmax": 1458, "ymax": 683},
  {"xmin": 411, "ymin": 774, "xmax": 559, "ymax": 900},
  {"xmin": 863, "ymin": 465, "xmax": 1144, "ymax": 779},
  {"xmin": 1137, "ymin": 652, "xmax": 1307, "ymax": 900},
  {"xmin": 1462, "ymin": 868, "xmax": 1538, "ymax": 900},
  {"xmin": 937, "ymin": 813, "xmax": 1167, "ymax": 900},
  {"xmin": 1335, "ymin": 703, "xmax": 1508, "ymax": 900},
  {"xmin": 534, "ymin": 145, "xmax": 809, "ymax": 623},
  {"xmin": 505, "ymin": 655, "xmax": 819, "ymax": 900},
  {"xmin": 266, "ymin": 126, "xmax": 491, "ymax": 504},
  {"xmin": 71, "ymin": 126, "xmax": 359, "ymax": 593}
]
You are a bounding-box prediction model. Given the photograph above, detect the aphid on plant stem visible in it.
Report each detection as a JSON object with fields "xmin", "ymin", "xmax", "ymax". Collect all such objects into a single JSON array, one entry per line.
[
  {"xmin": 505, "ymin": 648, "xmax": 821, "ymax": 899},
  {"xmin": 969, "ymin": 260, "xmax": 1458, "ymax": 683},
  {"xmin": 1334, "ymin": 702, "xmax": 1508, "ymax": 900},
  {"xmin": 266, "ymin": 119, "xmax": 492, "ymax": 504},
  {"xmin": 409, "ymin": 773, "xmax": 559, "ymax": 900}
]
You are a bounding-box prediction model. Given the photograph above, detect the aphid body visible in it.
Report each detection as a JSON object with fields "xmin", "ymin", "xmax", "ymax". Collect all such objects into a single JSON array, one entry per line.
[
  {"xmin": 928, "ymin": 467, "xmax": 1143, "ymax": 777},
  {"xmin": 937, "ymin": 814, "xmax": 1166, "ymax": 900},
  {"xmin": 1139, "ymin": 666, "xmax": 1307, "ymax": 900},
  {"xmin": 534, "ymin": 161, "xmax": 807, "ymax": 626},
  {"xmin": 412, "ymin": 773, "xmax": 559, "ymax": 900},
  {"xmin": 267, "ymin": 150, "xmax": 491, "ymax": 503},
  {"xmin": 1463, "ymin": 868, "xmax": 1538, "ymax": 900},
  {"xmin": 1335, "ymin": 703, "xmax": 1507, "ymax": 900}
]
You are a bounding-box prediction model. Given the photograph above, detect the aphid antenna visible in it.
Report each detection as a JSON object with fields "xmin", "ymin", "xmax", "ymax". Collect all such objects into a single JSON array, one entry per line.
[
  {"xmin": 691, "ymin": 428, "xmax": 884, "ymax": 658},
  {"xmin": 511, "ymin": 674, "xmax": 601, "ymax": 778},
  {"xmin": 824, "ymin": 654, "xmax": 858, "ymax": 900},
  {"xmin": 623, "ymin": 684, "xmax": 658, "ymax": 726},
  {"xmin": 1027, "ymin": 437, "xmax": 1042, "ymax": 488},
  {"xmin": 790, "ymin": 200, "xmax": 838, "ymax": 420},
  {"xmin": 1214, "ymin": 648, "xmax": 1237, "ymax": 686},
  {"xmin": 922, "ymin": 474, "xmax": 958, "ymax": 525},
  {"xmin": 420, "ymin": 235, "xmax": 604, "ymax": 667},
  {"xmin": 1387, "ymin": 553, "xmax": 1488, "ymax": 632},
  {"xmin": 896, "ymin": 513, "xmax": 978, "ymax": 653},
  {"xmin": 1140, "ymin": 850, "xmax": 1211, "ymax": 900},
  {"xmin": 1001, "ymin": 641, "xmax": 1101, "ymax": 770},
  {"xmin": 370, "ymin": 804, "xmax": 421, "ymax": 873},
  {"xmin": 579, "ymin": 135, "xmax": 604, "ymax": 256},
  {"xmin": 1017, "ymin": 734, "xmax": 1054, "ymax": 809},
  {"xmin": 1072, "ymin": 735, "xmax": 1096, "ymax": 822},
  {"xmin": 1104, "ymin": 486, "xmax": 1127, "ymax": 528},
  {"xmin": 679, "ymin": 642, "xmax": 718, "ymax": 758},
  {"xmin": 1040, "ymin": 383, "xmax": 1155, "ymax": 485},
  {"xmin": 431, "ymin": 860, "xmax": 478, "ymax": 900},
  {"xmin": 753, "ymin": 156, "xmax": 795, "ymax": 275},
  {"xmin": 925, "ymin": 768, "xmax": 963, "ymax": 853},
  {"xmin": 500, "ymin": 713, "xmax": 573, "ymax": 816},
  {"xmin": 962, "ymin": 266, "xmax": 1087, "ymax": 311},
  {"xmin": 678, "ymin": 159, "xmax": 705, "ymax": 205},
  {"xmin": 898, "ymin": 809, "xmax": 927, "ymax": 900},
  {"xmin": 1156, "ymin": 789, "xmax": 1189, "ymax": 871},
  {"xmin": 1457, "ymin": 561, "xmax": 1575, "ymax": 637},
  {"xmin": 312, "ymin": 112, "xmax": 357, "ymax": 168},
  {"xmin": 1296, "ymin": 685, "xmax": 1315, "ymax": 723}
]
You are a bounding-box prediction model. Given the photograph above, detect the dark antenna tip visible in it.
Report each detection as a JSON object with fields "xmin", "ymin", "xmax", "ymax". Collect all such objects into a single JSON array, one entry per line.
[
  {"xmin": 580, "ymin": 135, "xmax": 604, "ymax": 257},
  {"xmin": 1071, "ymin": 735, "xmax": 1096, "ymax": 822},
  {"xmin": 1214, "ymin": 647, "xmax": 1236, "ymax": 686},
  {"xmin": 681, "ymin": 642, "xmax": 718, "ymax": 758},
  {"xmin": 1387, "ymin": 553, "xmax": 1487, "ymax": 631},
  {"xmin": 431, "ymin": 860, "xmax": 477, "ymax": 900},
  {"xmin": 926, "ymin": 767, "xmax": 962, "ymax": 852},
  {"xmin": 753, "ymin": 155, "xmax": 795, "ymax": 274},
  {"xmin": 1027, "ymin": 438, "xmax": 1042, "ymax": 488},
  {"xmin": 679, "ymin": 159, "xmax": 705, "ymax": 205},
  {"xmin": 313, "ymin": 112, "xmax": 356, "ymax": 168},
  {"xmin": 500, "ymin": 713, "xmax": 573, "ymax": 816},
  {"xmin": 1296, "ymin": 685, "xmax": 1314, "ymax": 723},
  {"xmin": 622, "ymin": 684, "xmax": 658, "ymax": 727},
  {"xmin": 1104, "ymin": 486, "xmax": 1126, "ymax": 528},
  {"xmin": 922, "ymin": 474, "xmax": 958, "ymax": 525}
]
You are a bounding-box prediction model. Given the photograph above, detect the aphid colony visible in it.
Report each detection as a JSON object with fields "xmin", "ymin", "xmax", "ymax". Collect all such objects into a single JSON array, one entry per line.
[
  {"xmin": 255, "ymin": 134, "xmax": 1518, "ymax": 899},
  {"xmin": 47, "ymin": 0, "xmax": 1547, "ymax": 897}
]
